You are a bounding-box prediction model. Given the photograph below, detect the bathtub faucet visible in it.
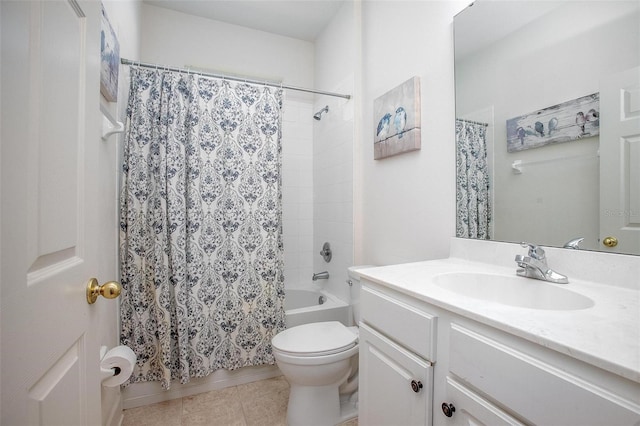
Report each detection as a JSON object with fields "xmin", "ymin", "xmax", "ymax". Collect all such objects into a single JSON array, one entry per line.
[{"xmin": 312, "ymin": 271, "xmax": 330, "ymax": 281}]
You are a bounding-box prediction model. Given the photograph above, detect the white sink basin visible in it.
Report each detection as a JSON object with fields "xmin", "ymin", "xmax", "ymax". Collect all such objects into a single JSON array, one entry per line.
[{"xmin": 433, "ymin": 272, "xmax": 594, "ymax": 310}]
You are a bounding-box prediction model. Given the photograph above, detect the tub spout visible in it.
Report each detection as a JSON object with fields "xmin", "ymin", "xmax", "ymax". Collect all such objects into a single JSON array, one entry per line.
[{"xmin": 312, "ymin": 271, "xmax": 329, "ymax": 281}]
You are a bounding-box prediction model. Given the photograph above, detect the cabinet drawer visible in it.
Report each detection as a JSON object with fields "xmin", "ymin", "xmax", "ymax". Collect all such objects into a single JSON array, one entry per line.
[
  {"xmin": 449, "ymin": 323, "xmax": 640, "ymax": 425},
  {"xmin": 443, "ymin": 376, "xmax": 525, "ymax": 426},
  {"xmin": 361, "ymin": 285, "xmax": 437, "ymax": 361}
]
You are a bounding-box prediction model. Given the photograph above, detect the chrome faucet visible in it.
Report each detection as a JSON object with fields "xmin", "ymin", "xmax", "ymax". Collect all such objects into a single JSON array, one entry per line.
[
  {"xmin": 515, "ymin": 242, "xmax": 569, "ymax": 284},
  {"xmin": 312, "ymin": 271, "xmax": 329, "ymax": 281},
  {"xmin": 563, "ymin": 237, "xmax": 584, "ymax": 249}
]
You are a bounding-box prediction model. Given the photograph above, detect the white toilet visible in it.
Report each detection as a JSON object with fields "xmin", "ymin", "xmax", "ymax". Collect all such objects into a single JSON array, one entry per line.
[{"xmin": 272, "ymin": 266, "xmax": 370, "ymax": 426}]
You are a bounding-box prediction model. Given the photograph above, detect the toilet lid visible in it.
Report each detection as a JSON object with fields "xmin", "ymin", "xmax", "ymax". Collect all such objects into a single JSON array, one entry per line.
[{"xmin": 272, "ymin": 321, "xmax": 358, "ymax": 357}]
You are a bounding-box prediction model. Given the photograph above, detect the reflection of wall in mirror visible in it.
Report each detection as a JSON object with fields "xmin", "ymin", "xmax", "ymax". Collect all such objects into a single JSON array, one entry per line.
[{"xmin": 455, "ymin": 1, "xmax": 640, "ymax": 252}]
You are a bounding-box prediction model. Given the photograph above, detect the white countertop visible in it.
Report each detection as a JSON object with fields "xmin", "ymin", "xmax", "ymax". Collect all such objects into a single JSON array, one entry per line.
[{"xmin": 358, "ymin": 256, "xmax": 640, "ymax": 384}]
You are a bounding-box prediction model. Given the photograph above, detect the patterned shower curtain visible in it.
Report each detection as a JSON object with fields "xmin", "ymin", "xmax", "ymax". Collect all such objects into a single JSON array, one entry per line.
[
  {"xmin": 120, "ymin": 67, "xmax": 285, "ymax": 389},
  {"xmin": 456, "ymin": 119, "xmax": 491, "ymax": 239}
]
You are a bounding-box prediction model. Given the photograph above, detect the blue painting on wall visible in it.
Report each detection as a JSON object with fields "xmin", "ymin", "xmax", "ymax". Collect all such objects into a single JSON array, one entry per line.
[
  {"xmin": 373, "ymin": 77, "xmax": 421, "ymax": 160},
  {"xmin": 100, "ymin": 4, "xmax": 120, "ymax": 102}
]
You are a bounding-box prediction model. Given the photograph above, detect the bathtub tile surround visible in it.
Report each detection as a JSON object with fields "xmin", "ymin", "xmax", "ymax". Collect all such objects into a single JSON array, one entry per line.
[
  {"xmin": 312, "ymin": 75, "xmax": 356, "ymax": 304},
  {"xmin": 122, "ymin": 376, "xmax": 359, "ymax": 426},
  {"xmin": 282, "ymin": 99, "xmax": 315, "ymax": 286}
]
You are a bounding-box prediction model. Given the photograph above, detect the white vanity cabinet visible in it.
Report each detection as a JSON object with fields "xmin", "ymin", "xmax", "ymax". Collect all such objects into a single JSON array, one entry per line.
[
  {"xmin": 358, "ymin": 279, "xmax": 640, "ymax": 426},
  {"xmin": 439, "ymin": 320, "xmax": 640, "ymax": 426},
  {"xmin": 359, "ymin": 282, "xmax": 438, "ymax": 426}
]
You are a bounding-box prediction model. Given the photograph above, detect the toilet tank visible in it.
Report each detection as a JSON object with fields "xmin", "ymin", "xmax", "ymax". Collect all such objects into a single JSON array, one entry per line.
[{"xmin": 347, "ymin": 265, "xmax": 374, "ymax": 325}]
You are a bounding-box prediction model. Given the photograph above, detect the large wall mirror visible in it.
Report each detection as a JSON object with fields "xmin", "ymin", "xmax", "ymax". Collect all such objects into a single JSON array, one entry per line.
[{"xmin": 454, "ymin": 0, "xmax": 640, "ymax": 255}]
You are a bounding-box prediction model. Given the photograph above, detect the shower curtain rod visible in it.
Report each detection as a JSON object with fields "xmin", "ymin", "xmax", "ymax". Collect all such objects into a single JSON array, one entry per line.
[
  {"xmin": 121, "ymin": 58, "xmax": 352, "ymax": 100},
  {"xmin": 456, "ymin": 118, "xmax": 489, "ymax": 127}
]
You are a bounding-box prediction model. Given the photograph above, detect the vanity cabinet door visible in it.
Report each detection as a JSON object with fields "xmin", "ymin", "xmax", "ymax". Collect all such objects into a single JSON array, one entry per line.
[{"xmin": 359, "ymin": 323, "xmax": 433, "ymax": 426}]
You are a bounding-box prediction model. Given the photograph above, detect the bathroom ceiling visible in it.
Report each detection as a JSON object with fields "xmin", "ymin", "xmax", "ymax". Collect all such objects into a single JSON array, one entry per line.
[{"xmin": 143, "ymin": 0, "xmax": 346, "ymax": 41}]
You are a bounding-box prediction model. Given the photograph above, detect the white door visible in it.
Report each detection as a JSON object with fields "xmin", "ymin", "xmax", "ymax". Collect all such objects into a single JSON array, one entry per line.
[
  {"xmin": 1, "ymin": 0, "xmax": 106, "ymax": 424},
  {"xmin": 600, "ymin": 66, "xmax": 640, "ymax": 255}
]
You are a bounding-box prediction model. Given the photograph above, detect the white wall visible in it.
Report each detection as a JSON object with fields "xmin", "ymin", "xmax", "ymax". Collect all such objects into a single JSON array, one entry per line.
[
  {"xmin": 455, "ymin": 2, "xmax": 640, "ymax": 251},
  {"xmin": 140, "ymin": 3, "xmax": 314, "ymax": 90},
  {"xmin": 100, "ymin": 2, "xmax": 142, "ymax": 424},
  {"xmin": 312, "ymin": 1, "xmax": 357, "ymax": 303},
  {"xmin": 359, "ymin": 0, "xmax": 468, "ymax": 266}
]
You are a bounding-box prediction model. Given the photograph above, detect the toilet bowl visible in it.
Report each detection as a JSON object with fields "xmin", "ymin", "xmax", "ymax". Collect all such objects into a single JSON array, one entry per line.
[{"xmin": 272, "ymin": 266, "xmax": 372, "ymax": 426}]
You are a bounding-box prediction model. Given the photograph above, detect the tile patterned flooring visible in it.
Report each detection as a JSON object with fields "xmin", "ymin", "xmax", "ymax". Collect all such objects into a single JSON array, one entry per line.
[{"xmin": 122, "ymin": 376, "xmax": 359, "ymax": 426}]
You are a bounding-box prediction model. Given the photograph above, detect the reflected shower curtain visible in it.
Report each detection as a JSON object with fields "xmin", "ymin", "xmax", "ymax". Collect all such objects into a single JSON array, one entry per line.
[
  {"xmin": 120, "ymin": 67, "xmax": 285, "ymax": 389},
  {"xmin": 456, "ymin": 119, "xmax": 491, "ymax": 239}
]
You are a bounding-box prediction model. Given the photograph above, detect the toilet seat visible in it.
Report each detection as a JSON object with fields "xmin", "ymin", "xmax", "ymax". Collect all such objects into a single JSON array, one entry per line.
[{"xmin": 272, "ymin": 321, "xmax": 358, "ymax": 357}]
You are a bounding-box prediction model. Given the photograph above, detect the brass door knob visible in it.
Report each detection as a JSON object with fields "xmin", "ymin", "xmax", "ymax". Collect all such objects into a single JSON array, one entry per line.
[
  {"xmin": 603, "ymin": 236, "xmax": 618, "ymax": 248},
  {"xmin": 86, "ymin": 278, "xmax": 122, "ymax": 304}
]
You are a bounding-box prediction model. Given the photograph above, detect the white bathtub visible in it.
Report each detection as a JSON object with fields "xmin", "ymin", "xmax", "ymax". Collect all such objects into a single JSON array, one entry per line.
[{"xmin": 285, "ymin": 289, "xmax": 351, "ymax": 328}]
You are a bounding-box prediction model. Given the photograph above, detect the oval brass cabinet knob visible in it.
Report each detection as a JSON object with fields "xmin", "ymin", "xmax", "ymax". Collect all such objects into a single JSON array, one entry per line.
[
  {"xmin": 86, "ymin": 278, "xmax": 122, "ymax": 304},
  {"xmin": 603, "ymin": 236, "xmax": 618, "ymax": 248}
]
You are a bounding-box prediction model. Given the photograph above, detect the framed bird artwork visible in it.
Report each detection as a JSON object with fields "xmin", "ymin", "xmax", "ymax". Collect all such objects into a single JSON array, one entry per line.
[
  {"xmin": 506, "ymin": 93, "xmax": 599, "ymax": 152},
  {"xmin": 100, "ymin": 3, "xmax": 120, "ymax": 102},
  {"xmin": 373, "ymin": 76, "xmax": 421, "ymax": 159}
]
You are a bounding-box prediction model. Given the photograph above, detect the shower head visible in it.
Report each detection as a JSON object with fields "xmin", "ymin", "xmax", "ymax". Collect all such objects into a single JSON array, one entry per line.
[{"xmin": 313, "ymin": 105, "xmax": 329, "ymax": 121}]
